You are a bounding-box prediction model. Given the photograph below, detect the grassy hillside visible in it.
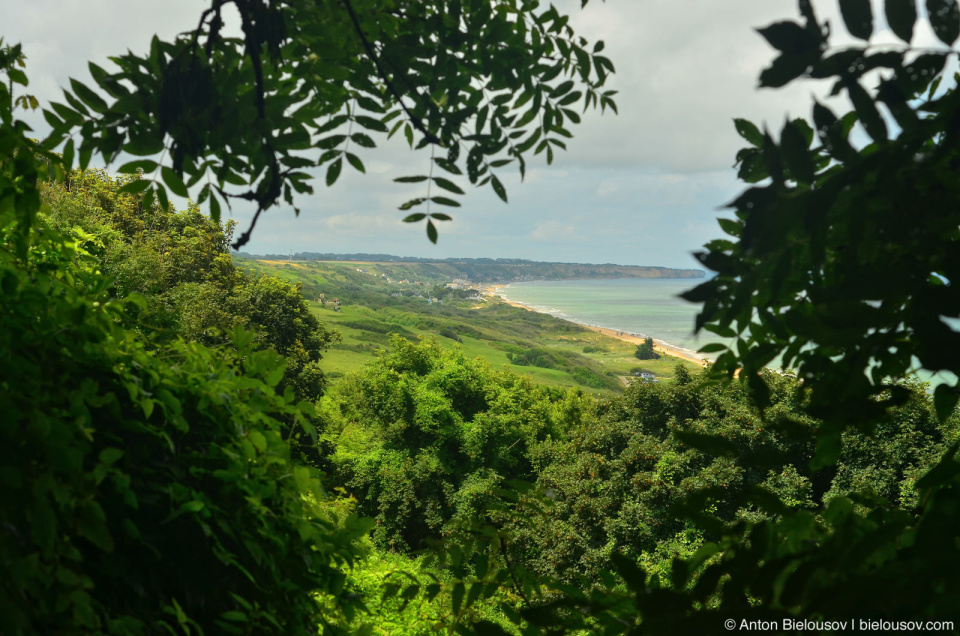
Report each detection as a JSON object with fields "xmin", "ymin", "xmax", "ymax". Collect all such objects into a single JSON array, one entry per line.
[
  {"xmin": 244, "ymin": 259, "xmax": 702, "ymax": 394},
  {"xmin": 245, "ymin": 253, "xmax": 705, "ymax": 282}
]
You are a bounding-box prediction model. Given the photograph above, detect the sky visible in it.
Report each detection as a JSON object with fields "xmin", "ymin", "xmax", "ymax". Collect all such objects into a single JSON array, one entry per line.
[{"xmin": 1, "ymin": 0, "xmax": 944, "ymax": 269}]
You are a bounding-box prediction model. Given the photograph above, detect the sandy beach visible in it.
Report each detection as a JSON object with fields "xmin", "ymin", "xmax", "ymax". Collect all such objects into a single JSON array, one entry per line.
[{"xmin": 482, "ymin": 285, "xmax": 708, "ymax": 367}]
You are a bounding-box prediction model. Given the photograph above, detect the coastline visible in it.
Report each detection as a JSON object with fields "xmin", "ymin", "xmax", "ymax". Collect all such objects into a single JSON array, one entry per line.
[{"xmin": 482, "ymin": 284, "xmax": 708, "ymax": 367}]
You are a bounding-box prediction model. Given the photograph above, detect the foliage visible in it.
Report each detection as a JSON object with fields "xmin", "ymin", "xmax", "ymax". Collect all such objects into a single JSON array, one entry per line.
[
  {"xmin": 38, "ymin": 0, "xmax": 616, "ymax": 246},
  {"xmin": 40, "ymin": 169, "xmax": 336, "ymax": 402},
  {"xmin": 684, "ymin": 0, "xmax": 960, "ymax": 443},
  {"xmin": 321, "ymin": 336, "xmax": 589, "ymax": 554},
  {"xmin": 1, "ymin": 47, "xmax": 369, "ymax": 635},
  {"xmin": 503, "ymin": 371, "xmax": 950, "ymax": 588},
  {"xmin": 634, "ymin": 337, "xmax": 660, "ymax": 361},
  {"xmin": 509, "ymin": 0, "xmax": 960, "ymax": 630}
]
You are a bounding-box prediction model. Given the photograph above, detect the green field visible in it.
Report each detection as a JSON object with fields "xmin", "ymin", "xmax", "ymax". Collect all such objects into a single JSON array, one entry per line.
[{"xmin": 245, "ymin": 259, "xmax": 702, "ymax": 393}]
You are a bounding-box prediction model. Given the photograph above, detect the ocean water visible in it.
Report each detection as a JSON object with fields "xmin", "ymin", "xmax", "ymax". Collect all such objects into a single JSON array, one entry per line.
[
  {"xmin": 500, "ymin": 279, "xmax": 959, "ymax": 385},
  {"xmin": 499, "ymin": 278, "xmax": 727, "ymax": 359}
]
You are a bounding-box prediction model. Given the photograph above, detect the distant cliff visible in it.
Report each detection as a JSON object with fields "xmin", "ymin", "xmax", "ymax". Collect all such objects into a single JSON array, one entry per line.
[{"xmin": 245, "ymin": 253, "xmax": 705, "ymax": 283}]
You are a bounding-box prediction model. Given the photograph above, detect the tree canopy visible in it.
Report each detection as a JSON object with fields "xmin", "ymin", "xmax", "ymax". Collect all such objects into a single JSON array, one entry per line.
[
  {"xmin": 37, "ymin": 0, "xmax": 617, "ymax": 247},
  {"xmin": 0, "ymin": 2, "xmax": 616, "ymax": 632},
  {"xmin": 7, "ymin": 0, "xmax": 960, "ymax": 633}
]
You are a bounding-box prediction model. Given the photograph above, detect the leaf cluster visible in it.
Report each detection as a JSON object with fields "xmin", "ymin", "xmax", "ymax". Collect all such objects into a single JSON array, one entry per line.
[
  {"xmin": 39, "ymin": 0, "xmax": 617, "ymax": 246},
  {"xmin": 0, "ymin": 52, "xmax": 368, "ymax": 635}
]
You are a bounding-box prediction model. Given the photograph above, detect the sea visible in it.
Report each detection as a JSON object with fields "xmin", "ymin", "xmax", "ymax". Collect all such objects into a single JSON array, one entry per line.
[
  {"xmin": 500, "ymin": 278, "xmax": 958, "ymax": 386},
  {"xmin": 499, "ymin": 277, "xmax": 727, "ymax": 360}
]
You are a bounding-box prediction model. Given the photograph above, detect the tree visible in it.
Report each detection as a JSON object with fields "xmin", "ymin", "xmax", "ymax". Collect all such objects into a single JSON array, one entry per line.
[
  {"xmin": 634, "ymin": 336, "xmax": 660, "ymax": 360},
  {"xmin": 0, "ymin": 0, "xmax": 617, "ymax": 630},
  {"xmin": 407, "ymin": 2, "xmax": 960, "ymax": 632},
  {"xmin": 38, "ymin": 0, "xmax": 617, "ymax": 247},
  {"xmin": 39, "ymin": 169, "xmax": 337, "ymax": 402},
  {"xmin": 548, "ymin": 0, "xmax": 960, "ymax": 630},
  {"xmin": 2, "ymin": 43, "xmax": 379, "ymax": 635}
]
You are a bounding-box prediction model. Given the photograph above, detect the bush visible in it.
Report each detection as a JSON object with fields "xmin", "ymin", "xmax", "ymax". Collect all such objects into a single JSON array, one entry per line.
[
  {"xmin": 0, "ymin": 233, "xmax": 369, "ymax": 634},
  {"xmin": 634, "ymin": 337, "xmax": 660, "ymax": 360},
  {"xmin": 321, "ymin": 337, "xmax": 582, "ymax": 552}
]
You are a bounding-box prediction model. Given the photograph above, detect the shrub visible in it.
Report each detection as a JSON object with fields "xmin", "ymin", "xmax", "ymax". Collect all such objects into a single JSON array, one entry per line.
[{"xmin": 0, "ymin": 233, "xmax": 369, "ymax": 634}]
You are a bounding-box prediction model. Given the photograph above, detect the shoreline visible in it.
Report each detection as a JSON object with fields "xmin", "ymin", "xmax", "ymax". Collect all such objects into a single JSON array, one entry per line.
[{"xmin": 482, "ymin": 284, "xmax": 708, "ymax": 367}]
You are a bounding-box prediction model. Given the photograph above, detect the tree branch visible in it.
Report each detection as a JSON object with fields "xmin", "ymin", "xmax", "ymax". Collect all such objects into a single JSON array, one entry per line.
[{"xmin": 340, "ymin": 0, "xmax": 440, "ymax": 145}]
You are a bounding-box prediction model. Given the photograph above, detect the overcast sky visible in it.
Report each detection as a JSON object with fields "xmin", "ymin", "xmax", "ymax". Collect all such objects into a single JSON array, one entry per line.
[{"xmin": 2, "ymin": 0, "xmax": 941, "ymax": 269}]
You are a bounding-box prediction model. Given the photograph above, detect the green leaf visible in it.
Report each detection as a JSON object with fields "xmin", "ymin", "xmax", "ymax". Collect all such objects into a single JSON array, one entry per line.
[
  {"xmin": 69, "ymin": 78, "xmax": 108, "ymax": 113},
  {"xmin": 161, "ymin": 166, "xmax": 189, "ymax": 197},
  {"xmin": 451, "ymin": 581, "xmax": 465, "ymax": 614},
  {"xmin": 315, "ymin": 115, "xmax": 348, "ymax": 134},
  {"xmin": 756, "ymin": 21, "xmax": 819, "ymax": 54},
  {"xmin": 316, "ymin": 134, "xmax": 347, "ymax": 150},
  {"xmin": 698, "ymin": 343, "xmax": 729, "ymax": 354},
  {"xmin": 476, "ymin": 105, "xmax": 489, "ymax": 134},
  {"xmin": 248, "ymin": 430, "xmax": 267, "ymax": 452},
  {"xmin": 118, "ymin": 159, "xmax": 158, "ymax": 174},
  {"xmin": 394, "ymin": 176, "xmax": 429, "ymax": 183},
  {"xmin": 403, "ymin": 213, "xmax": 427, "ymax": 222},
  {"xmin": 550, "ymin": 80, "xmax": 575, "ymax": 98},
  {"xmin": 433, "ymin": 177, "xmax": 464, "ymax": 194},
  {"xmin": 354, "ymin": 115, "xmax": 388, "ymax": 132},
  {"xmin": 491, "ymin": 175, "xmax": 508, "ymax": 203},
  {"xmin": 345, "ymin": 152, "xmax": 365, "ymax": 173},
  {"xmin": 399, "ymin": 197, "xmax": 427, "ymax": 210},
  {"xmin": 98, "ymin": 448, "xmax": 124, "ymax": 465},
  {"xmin": 434, "ymin": 158, "xmax": 463, "ymax": 175},
  {"xmin": 326, "ymin": 158, "xmax": 342, "ymax": 186},
  {"xmin": 734, "ymin": 118, "xmax": 763, "ymax": 147},
  {"xmin": 934, "ymin": 383, "xmax": 960, "ymax": 422},
  {"xmin": 704, "ymin": 322, "xmax": 737, "ymax": 338},
  {"xmin": 350, "ymin": 132, "xmax": 376, "ymax": 148},
  {"xmin": 124, "ymin": 134, "xmax": 164, "ymax": 157},
  {"xmin": 759, "ymin": 52, "xmax": 814, "ymax": 88},
  {"xmin": 927, "ymin": 0, "xmax": 960, "ymax": 45},
  {"xmin": 717, "ymin": 217, "xmax": 742, "ymax": 237},
  {"xmin": 840, "ymin": 0, "xmax": 874, "ymax": 39},
  {"xmin": 885, "ymin": 0, "xmax": 917, "ymax": 42},
  {"xmin": 426, "ymin": 219, "xmax": 438, "ymax": 244},
  {"xmin": 813, "ymin": 100, "xmax": 855, "ymax": 161},
  {"xmin": 62, "ymin": 138, "xmax": 75, "ymax": 171},
  {"xmin": 430, "ymin": 196, "xmax": 461, "ymax": 207},
  {"xmin": 430, "ymin": 212, "xmax": 452, "ymax": 221},
  {"xmin": 472, "ymin": 620, "xmax": 512, "ymax": 636},
  {"xmin": 780, "ymin": 119, "xmax": 816, "ymax": 184},
  {"xmin": 846, "ymin": 79, "xmax": 887, "ymax": 143},
  {"xmin": 610, "ymin": 552, "xmax": 646, "ymax": 592},
  {"xmin": 77, "ymin": 502, "xmax": 114, "ymax": 552}
]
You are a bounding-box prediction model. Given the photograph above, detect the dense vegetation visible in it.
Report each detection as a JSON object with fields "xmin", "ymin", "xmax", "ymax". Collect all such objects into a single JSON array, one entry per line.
[
  {"xmin": 41, "ymin": 170, "xmax": 335, "ymax": 402},
  {"xmin": 0, "ymin": 153, "xmax": 367, "ymax": 633},
  {"xmin": 6, "ymin": 0, "xmax": 960, "ymax": 634}
]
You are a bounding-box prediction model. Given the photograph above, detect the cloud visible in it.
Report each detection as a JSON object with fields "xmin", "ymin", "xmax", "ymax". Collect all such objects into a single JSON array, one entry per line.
[
  {"xmin": 530, "ymin": 220, "xmax": 579, "ymax": 242},
  {"xmin": 1, "ymin": 0, "xmax": 920, "ymax": 269}
]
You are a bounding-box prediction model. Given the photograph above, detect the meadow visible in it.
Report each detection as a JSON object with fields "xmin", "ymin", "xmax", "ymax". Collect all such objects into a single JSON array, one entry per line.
[{"xmin": 247, "ymin": 259, "xmax": 703, "ymax": 392}]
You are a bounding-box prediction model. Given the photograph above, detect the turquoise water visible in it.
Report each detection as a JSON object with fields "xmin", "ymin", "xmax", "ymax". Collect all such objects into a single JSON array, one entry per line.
[
  {"xmin": 500, "ymin": 278, "xmax": 958, "ymax": 385},
  {"xmin": 500, "ymin": 278, "xmax": 727, "ymax": 359}
]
